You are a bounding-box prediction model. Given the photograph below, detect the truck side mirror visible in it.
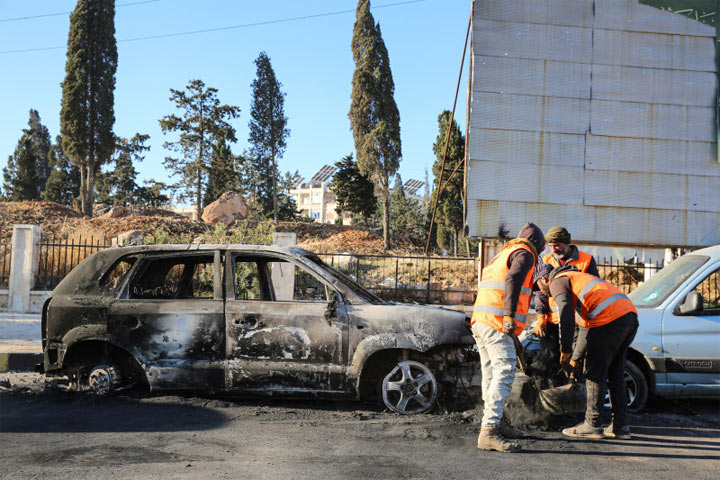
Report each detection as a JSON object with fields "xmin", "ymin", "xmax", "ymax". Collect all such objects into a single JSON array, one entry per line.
[{"xmin": 674, "ymin": 291, "xmax": 704, "ymax": 315}]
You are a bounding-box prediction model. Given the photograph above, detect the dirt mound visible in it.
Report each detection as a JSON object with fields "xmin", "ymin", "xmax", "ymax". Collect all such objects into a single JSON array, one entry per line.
[
  {"xmin": 278, "ymin": 221, "xmax": 421, "ymax": 255},
  {"xmin": 0, "ymin": 202, "xmax": 424, "ymax": 255}
]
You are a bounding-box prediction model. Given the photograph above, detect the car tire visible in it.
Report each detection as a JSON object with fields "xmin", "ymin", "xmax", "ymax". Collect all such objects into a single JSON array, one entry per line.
[
  {"xmin": 86, "ymin": 364, "xmax": 122, "ymax": 394},
  {"xmin": 380, "ymin": 360, "xmax": 438, "ymax": 414},
  {"xmin": 624, "ymin": 360, "xmax": 648, "ymax": 413}
]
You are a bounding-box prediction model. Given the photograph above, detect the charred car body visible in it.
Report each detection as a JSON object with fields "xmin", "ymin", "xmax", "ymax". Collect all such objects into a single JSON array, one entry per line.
[{"xmin": 39, "ymin": 244, "xmax": 478, "ymax": 413}]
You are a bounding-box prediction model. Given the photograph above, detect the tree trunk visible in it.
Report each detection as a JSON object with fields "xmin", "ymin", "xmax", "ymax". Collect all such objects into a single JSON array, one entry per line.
[
  {"xmin": 85, "ymin": 165, "xmax": 95, "ymax": 218},
  {"xmin": 79, "ymin": 163, "xmax": 88, "ymax": 216},
  {"xmin": 465, "ymin": 234, "xmax": 471, "ymax": 258},
  {"xmin": 196, "ymin": 171, "xmax": 203, "ymax": 221},
  {"xmin": 453, "ymin": 229, "xmax": 458, "ymax": 257},
  {"xmin": 272, "ymin": 156, "xmax": 278, "ymax": 223},
  {"xmin": 382, "ymin": 197, "xmax": 390, "ymax": 250}
]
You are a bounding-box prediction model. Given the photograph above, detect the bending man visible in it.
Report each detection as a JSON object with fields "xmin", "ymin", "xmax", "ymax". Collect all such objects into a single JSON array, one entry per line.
[{"xmin": 536, "ymin": 265, "xmax": 638, "ymax": 439}]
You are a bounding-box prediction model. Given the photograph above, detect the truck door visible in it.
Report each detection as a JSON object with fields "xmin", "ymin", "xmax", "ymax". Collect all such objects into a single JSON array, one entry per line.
[
  {"xmin": 663, "ymin": 263, "xmax": 720, "ymax": 394},
  {"xmin": 225, "ymin": 253, "xmax": 349, "ymax": 393}
]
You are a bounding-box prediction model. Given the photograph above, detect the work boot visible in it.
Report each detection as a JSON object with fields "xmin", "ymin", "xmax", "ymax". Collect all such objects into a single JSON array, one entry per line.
[
  {"xmin": 499, "ymin": 418, "xmax": 524, "ymax": 439},
  {"xmin": 561, "ymin": 421, "xmax": 604, "ymax": 439},
  {"xmin": 477, "ymin": 427, "xmax": 521, "ymax": 452},
  {"xmin": 603, "ymin": 423, "xmax": 631, "ymax": 440}
]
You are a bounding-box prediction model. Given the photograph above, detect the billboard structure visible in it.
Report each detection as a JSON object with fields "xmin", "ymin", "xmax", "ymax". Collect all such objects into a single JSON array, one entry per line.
[{"xmin": 466, "ymin": 0, "xmax": 720, "ymax": 248}]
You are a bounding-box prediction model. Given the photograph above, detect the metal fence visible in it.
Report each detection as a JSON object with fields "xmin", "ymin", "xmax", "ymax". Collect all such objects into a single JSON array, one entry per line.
[
  {"xmin": 24, "ymin": 235, "xmax": 666, "ymax": 302},
  {"xmin": 0, "ymin": 240, "xmax": 10, "ymax": 289},
  {"xmin": 34, "ymin": 235, "xmax": 109, "ymax": 290},
  {"xmin": 318, "ymin": 253, "xmax": 478, "ymax": 304},
  {"xmin": 596, "ymin": 257, "xmax": 664, "ymax": 294}
]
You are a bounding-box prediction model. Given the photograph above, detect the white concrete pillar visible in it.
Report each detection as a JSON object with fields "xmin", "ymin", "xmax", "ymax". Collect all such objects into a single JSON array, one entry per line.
[
  {"xmin": 8, "ymin": 225, "xmax": 41, "ymax": 313},
  {"xmin": 272, "ymin": 232, "xmax": 297, "ymax": 301}
]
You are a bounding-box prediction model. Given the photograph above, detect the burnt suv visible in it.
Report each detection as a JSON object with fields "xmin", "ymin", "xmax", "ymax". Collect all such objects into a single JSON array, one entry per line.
[{"xmin": 39, "ymin": 244, "xmax": 477, "ymax": 413}]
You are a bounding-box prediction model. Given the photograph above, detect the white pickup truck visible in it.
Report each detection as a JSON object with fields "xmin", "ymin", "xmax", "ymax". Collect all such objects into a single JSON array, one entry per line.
[{"xmin": 625, "ymin": 244, "xmax": 720, "ymax": 411}]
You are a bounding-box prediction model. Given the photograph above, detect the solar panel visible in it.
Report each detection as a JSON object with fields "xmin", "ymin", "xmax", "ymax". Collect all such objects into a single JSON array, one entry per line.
[
  {"xmin": 291, "ymin": 176, "xmax": 305, "ymax": 189},
  {"xmin": 403, "ymin": 179, "xmax": 425, "ymax": 195},
  {"xmin": 310, "ymin": 165, "xmax": 337, "ymax": 184}
]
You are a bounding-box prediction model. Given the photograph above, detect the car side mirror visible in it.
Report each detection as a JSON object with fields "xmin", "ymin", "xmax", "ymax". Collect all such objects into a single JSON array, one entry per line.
[
  {"xmin": 325, "ymin": 291, "xmax": 340, "ymax": 324},
  {"xmin": 674, "ymin": 291, "xmax": 703, "ymax": 315}
]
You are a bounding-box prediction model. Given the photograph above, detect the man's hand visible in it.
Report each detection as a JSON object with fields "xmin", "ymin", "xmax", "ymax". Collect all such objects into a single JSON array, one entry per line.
[
  {"xmin": 502, "ymin": 316, "xmax": 516, "ymax": 335},
  {"xmin": 560, "ymin": 352, "xmax": 572, "ymax": 375},
  {"xmin": 533, "ymin": 314, "xmax": 547, "ymax": 337}
]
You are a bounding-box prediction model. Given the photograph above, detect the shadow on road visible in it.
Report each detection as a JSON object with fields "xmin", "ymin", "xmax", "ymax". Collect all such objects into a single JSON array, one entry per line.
[{"xmin": 0, "ymin": 391, "xmax": 229, "ymax": 433}]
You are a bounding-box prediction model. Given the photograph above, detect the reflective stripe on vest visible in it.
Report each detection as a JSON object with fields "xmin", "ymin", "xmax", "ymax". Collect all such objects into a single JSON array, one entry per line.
[
  {"xmin": 544, "ymin": 249, "xmax": 594, "ymax": 325},
  {"xmin": 554, "ymin": 271, "xmax": 637, "ymax": 328},
  {"xmin": 478, "ymin": 281, "xmax": 532, "ymax": 297},
  {"xmin": 471, "ymin": 242, "xmax": 536, "ymax": 336}
]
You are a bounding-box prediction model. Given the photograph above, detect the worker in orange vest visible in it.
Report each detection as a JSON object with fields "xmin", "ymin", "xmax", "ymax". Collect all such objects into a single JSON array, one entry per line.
[
  {"xmin": 471, "ymin": 222, "xmax": 545, "ymax": 452},
  {"xmin": 536, "ymin": 265, "xmax": 638, "ymax": 439},
  {"xmin": 533, "ymin": 226, "xmax": 599, "ymax": 379}
]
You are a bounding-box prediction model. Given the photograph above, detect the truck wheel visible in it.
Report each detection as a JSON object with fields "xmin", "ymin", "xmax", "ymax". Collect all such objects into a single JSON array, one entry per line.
[
  {"xmin": 87, "ymin": 364, "xmax": 122, "ymax": 394},
  {"xmin": 380, "ymin": 360, "xmax": 438, "ymax": 414},
  {"xmin": 624, "ymin": 360, "xmax": 648, "ymax": 413}
]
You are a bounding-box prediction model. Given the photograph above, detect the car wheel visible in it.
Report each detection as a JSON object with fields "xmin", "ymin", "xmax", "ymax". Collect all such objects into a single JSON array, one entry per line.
[
  {"xmin": 624, "ymin": 360, "xmax": 648, "ymax": 413},
  {"xmin": 86, "ymin": 364, "xmax": 122, "ymax": 394},
  {"xmin": 381, "ymin": 360, "xmax": 438, "ymax": 414}
]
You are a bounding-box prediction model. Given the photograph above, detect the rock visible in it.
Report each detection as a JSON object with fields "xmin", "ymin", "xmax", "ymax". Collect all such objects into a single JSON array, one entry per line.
[
  {"xmin": 112, "ymin": 230, "xmax": 144, "ymax": 246},
  {"xmin": 102, "ymin": 206, "xmax": 127, "ymax": 218},
  {"xmin": 201, "ymin": 192, "xmax": 249, "ymax": 225}
]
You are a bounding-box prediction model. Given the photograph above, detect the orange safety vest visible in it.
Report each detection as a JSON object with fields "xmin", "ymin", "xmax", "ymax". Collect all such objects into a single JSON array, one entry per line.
[
  {"xmin": 471, "ymin": 239, "xmax": 537, "ymax": 337},
  {"xmin": 545, "ymin": 249, "xmax": 594, "ymax": 324},
  {"xmin": 552, "ymin": 270, "xmax": 637, "ymax": 329}
]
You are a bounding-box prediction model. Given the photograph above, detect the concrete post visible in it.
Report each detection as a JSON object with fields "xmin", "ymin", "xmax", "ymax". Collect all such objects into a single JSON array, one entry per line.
[
  {"xmin": 272, "ymin": 232, "xmax": 297, "ymax": 301},
  {"xmin": 8, "ymin": 225, "xmax": 41, "ymax": 313}
]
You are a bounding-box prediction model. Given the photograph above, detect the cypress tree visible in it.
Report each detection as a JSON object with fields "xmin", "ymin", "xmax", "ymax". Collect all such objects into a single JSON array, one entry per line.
[
  {"xmin": 349, "ymin": 0, "xmax": 402, "ymax": 250},
  {"xmin": 248, "ymin": 52, "xmax": 289, "ymax": 223},
  {"xmin": 60, "ymin": 0, "xmax": 117, "ymax": 216},
  {"xmin": 432, "ymin": 110, "xmax": 465, "ymax": 256},
  {"xmin": 44, "ymin": 136, "xmax": 81, "ymax": 206},
  {"xmin": 330, "ymin": 153, "xmax": 377, "ymax": 219},
  {"xmin": 160, "ymin": 79, "xmax": 240, "ymax": 220}
]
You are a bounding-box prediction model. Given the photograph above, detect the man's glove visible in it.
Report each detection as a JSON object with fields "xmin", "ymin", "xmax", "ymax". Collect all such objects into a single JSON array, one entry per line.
[
  {"xmin": 502, "ymin": 315, "xmax": 516, "ymax": 335},
  {"xmin": 560, "ymin": 352, "xmax": 572, "ymax": 375},
  {"xmin": 533, "ymin": 314, "xmax": 547, "ymax": 337}
]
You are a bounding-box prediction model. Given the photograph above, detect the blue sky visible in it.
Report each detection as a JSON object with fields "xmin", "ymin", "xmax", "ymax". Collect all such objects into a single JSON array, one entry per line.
[{"xmin": 0, "ymin": 0, "xmax": 471, "ymax": 204}]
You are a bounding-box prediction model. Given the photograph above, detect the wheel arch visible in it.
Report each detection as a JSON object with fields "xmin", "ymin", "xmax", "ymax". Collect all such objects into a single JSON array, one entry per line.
[{"xmin": 626, "ymin": 347, "xmax": 655, "ymax": 396}]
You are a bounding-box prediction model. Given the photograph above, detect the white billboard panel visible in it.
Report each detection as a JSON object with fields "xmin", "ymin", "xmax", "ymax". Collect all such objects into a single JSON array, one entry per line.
[{"xmin": 467, "ymin": 0, "xmax": 720, "ymax": 248}]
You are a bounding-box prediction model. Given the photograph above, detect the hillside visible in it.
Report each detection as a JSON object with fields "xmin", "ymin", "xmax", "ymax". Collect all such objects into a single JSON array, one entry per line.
[{"xmin": 0, "ymin": 201, "xmax": 423, "ymax": 255}]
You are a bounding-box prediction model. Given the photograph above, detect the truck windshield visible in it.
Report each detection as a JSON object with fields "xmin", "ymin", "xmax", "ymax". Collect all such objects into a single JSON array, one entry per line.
[{"xmin": 629, "ymin": 255, "xmax": 709, "ymax": 308}]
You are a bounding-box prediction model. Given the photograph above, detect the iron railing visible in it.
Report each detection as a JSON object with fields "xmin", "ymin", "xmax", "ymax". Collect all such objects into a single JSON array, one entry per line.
[
  {"xmin": 35, "ymin": 235, "xmax": 109, "ymax": 290},
  {"xmin": 24, "ymin": 235, "xmax": 666, "ymax": 302},
  {"xmin": 0, "ymin": 240, "xmax": 10, "ymax": 289},
  {"xmin": 318, "ymin": 252, "xmax": 478, "ymax": 304}
]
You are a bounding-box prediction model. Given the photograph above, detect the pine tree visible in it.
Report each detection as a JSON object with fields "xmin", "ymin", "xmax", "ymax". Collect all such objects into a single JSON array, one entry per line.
[
  {"xmin": 60, "ymin": 0, "xmax": 117, "ymax": 216},
  {"xmin": 330, "ymin": 153, "xmax": 376, "ymax": 219},
  {"xmin": 389, "ymin": 174, "xmax": 424, "ymax": 239},
  {"xmin": 248, "ymin": 52, "xmax": 289, "ymax": 222},
  {"xmin": 96, "ymin": 134, "xmax": 149, "ymax": 206},
  {"xmin": 432, "ymin": 110, "xmax": 465, "ymax": 256},
  {"xmin": 159, "ymin": 79, "xmax": 240, "ymax": 220},
  {"xmin": 44, "ymin": 136, "xmax": 81, "ymax": 206},
  {"xmin": 349, "ymin": 0, "xmax": 402, "ymax": 250},
  {"xmin": 2, "ymin": 110, "xmax": 52, "ymax": 200},
  {"xmin": 2, "ymin": 139, "xmax": 38, "ymax": 201},
  {"xmin": 205, "ymin": 137, "xmax": 237, "ymax": 205}
]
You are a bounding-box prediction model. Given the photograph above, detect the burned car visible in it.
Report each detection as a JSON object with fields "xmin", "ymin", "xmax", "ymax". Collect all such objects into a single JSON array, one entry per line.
[{"xmin": 39, "ymin": 244, "xmax": 478, "ymax": 414}]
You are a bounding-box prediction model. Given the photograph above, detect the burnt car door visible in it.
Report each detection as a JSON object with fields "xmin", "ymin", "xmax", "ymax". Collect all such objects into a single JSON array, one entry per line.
[
  {"xmin": 225, "ymin": 253, "xmax": 349, "ymax": 393},
  {"xmin": 107, "ymin": 250, "xmax": 226, "ymax": 391}
]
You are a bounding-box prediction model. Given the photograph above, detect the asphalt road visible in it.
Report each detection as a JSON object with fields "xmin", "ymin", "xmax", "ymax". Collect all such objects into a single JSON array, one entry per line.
[{"xmin": 1, "ymin": 372, "xmax": 718, "ymax": 480}]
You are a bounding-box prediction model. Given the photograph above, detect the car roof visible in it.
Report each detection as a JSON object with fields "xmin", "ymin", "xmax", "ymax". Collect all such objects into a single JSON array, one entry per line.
[
  {"xmin": 686, "ymin": 244, "xmax": 720, "ymax": 259},
  {"xmin": 105, "ymin": 243, "xmax": 315, "ymax": 256}
]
